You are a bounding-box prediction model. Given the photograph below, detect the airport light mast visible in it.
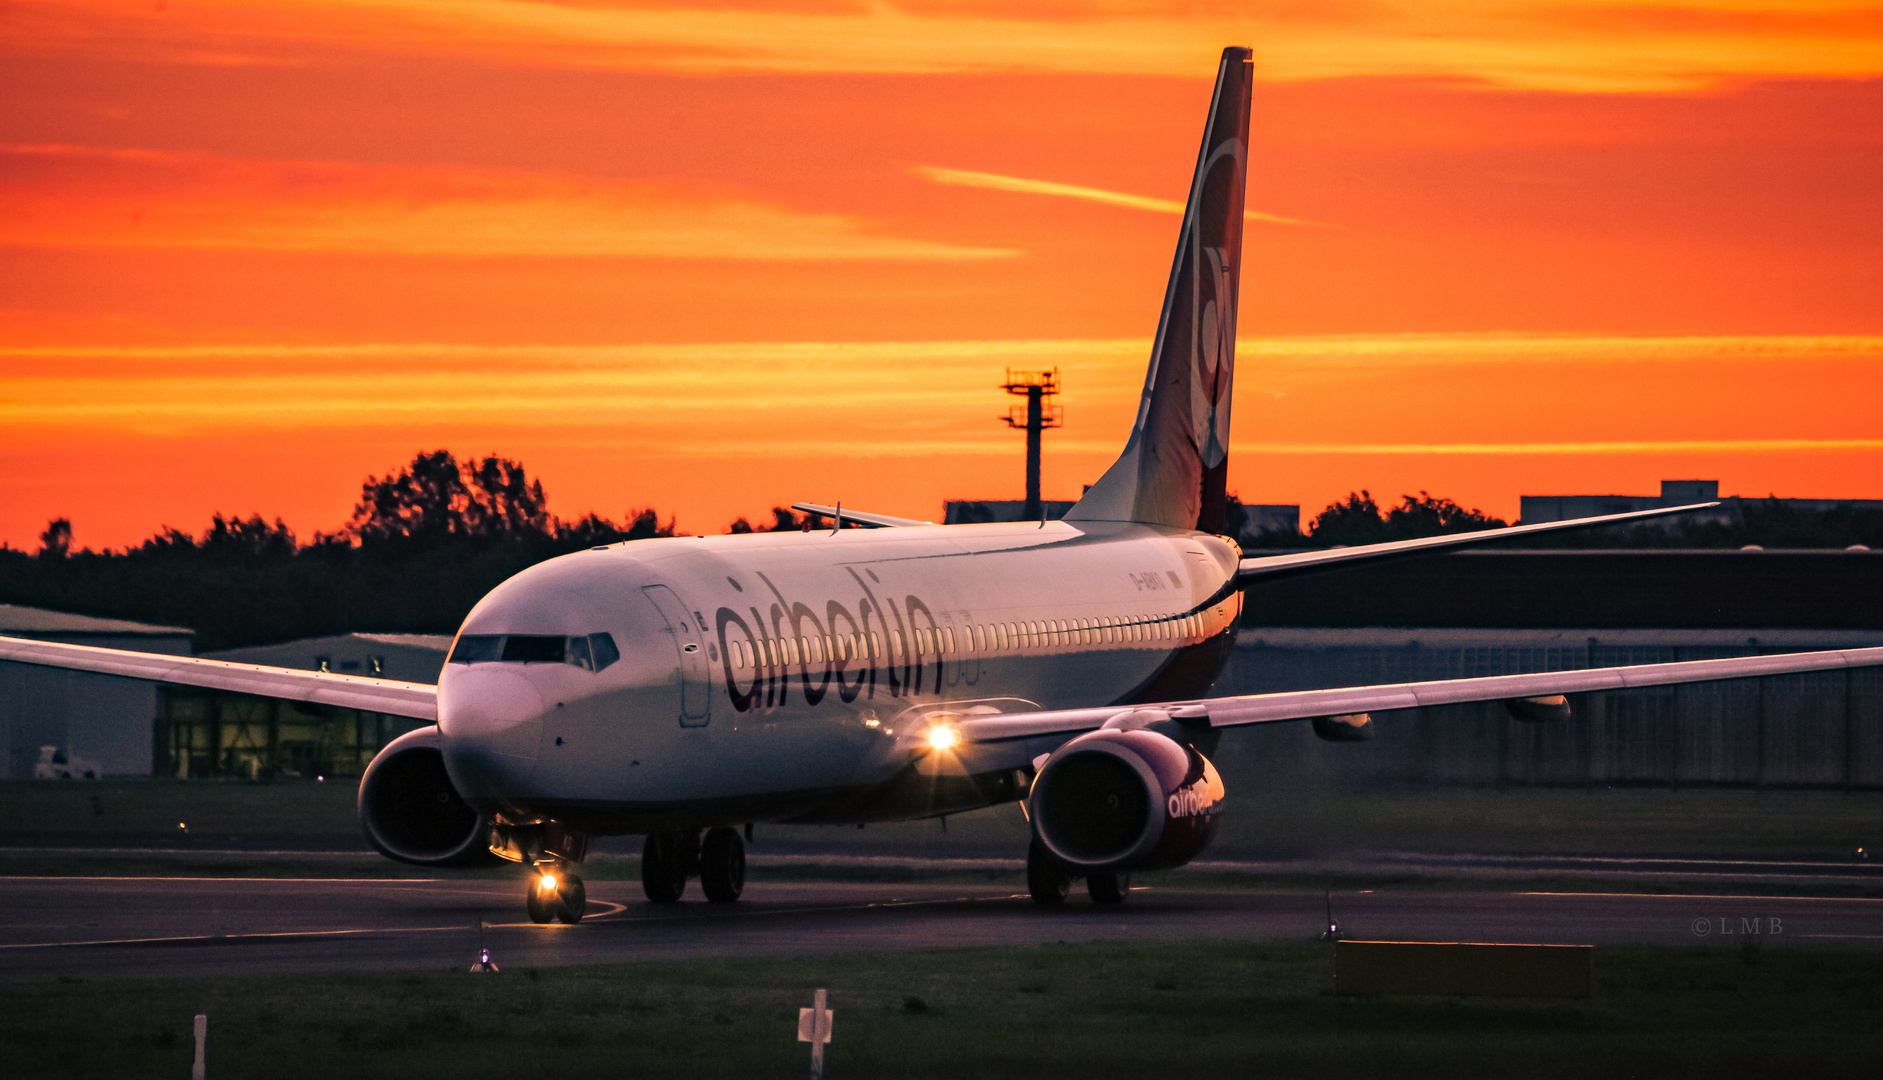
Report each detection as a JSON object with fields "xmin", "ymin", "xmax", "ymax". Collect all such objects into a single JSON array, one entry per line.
[{"xmin": 1001, "ymin": 368, "xmax": 1063, "ymax": 522}]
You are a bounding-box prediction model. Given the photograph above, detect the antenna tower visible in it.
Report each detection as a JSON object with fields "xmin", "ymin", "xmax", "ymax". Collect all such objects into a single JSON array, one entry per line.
[{"xmin": 1001, "ymin": 368, "xmax": 1063, "ymax": 522}]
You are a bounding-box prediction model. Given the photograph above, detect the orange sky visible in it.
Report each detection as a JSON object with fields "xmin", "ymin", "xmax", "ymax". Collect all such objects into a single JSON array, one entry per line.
[{"xmin": 3, "ymin": 2, "xmax": 1881, "ymax": 550}]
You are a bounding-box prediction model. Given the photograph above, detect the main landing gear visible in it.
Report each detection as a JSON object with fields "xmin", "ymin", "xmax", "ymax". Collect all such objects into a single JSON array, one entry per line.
[
  {"xmin": 525, "ymin": 865, "xmax": 587, "ymax": 924},
  {"xmin": 642, "ymin": 826, "xmax": 746, "ymax": 904},
  {"xmin": 1027, "ymin": 839, "xmax": 1129, "ymax": 907}
]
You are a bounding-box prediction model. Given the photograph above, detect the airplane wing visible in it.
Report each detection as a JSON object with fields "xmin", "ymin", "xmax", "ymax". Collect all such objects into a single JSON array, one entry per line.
[
  {"xmin": 0, "ymin": 635, "xmax": 437, "ymax": 720},
  {"xmin": 942, "ymin": 644, "xmax": 1883, "ymax": 774},
  {"xmin": 1238, "ymin": 502, "xmax": 1717, "ymax": 582},
  {"xmin": 791, "ymin": 502, "xmax": 933, "ymax": 528}
]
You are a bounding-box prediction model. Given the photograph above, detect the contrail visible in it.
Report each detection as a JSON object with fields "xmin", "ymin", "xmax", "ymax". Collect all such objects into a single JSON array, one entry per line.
[{"xmin": 916, "ymin": 167, "xmax": 1328, "ymax": 226}]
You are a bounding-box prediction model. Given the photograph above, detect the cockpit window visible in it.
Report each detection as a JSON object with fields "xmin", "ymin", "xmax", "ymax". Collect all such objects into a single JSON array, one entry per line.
[
  {"xmin": 449, "ymin": 632, "xmax": 620, "ymax": 671},
  {"xmin": 500, "ymin": 635, "xmax": 565, "ymax": 663},
  {"xmin": 589, "ymin": 632, "xmax": 620, "ymax": 671},
  {"xmin": 566, "ymin": 635, "xmax": 593, "ymax": 671},
  {"xmin": 449, "ymin": 635, "xmax": 503, "ymax": 664}
]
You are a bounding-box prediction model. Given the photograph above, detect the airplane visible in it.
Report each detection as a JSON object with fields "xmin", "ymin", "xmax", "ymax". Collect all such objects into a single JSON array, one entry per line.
[{"xmin": 5, "ymin": 47, "xmax": 1881, "ymax": 923}]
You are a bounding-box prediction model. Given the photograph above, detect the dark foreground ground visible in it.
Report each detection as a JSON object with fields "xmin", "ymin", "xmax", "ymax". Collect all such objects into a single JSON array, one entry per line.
[
  {"xmin": 4, "ymin": 936, "xmax": 1879, "ymax": 1079},
  {"xmin": 2, "ymin": 781, "xmax": 1879, "ymax": 1077}
]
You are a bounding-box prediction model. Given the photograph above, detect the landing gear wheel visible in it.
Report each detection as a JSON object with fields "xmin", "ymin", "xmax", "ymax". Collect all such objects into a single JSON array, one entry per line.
[
  {"xmin": 699, "ymin": 827, "xmax": 746, "ymax": 903},
  {"xmin": 1087, "ymin": 870, "xmax": 1129, "ymax": 905},
  {"xmin": 1027, "ymin": 839, "xmax": 1071, "ymax": 907},
  {"xmin": 526, "ymin": 876, "xmax": 554, "ymax": 924},
  {"xmin": 641, "ymin": 831, "xmax": 689, "ymax": 903},
  {"xmin": 554, "ymin": 873, "xmax": 586, "ymax": 924}
]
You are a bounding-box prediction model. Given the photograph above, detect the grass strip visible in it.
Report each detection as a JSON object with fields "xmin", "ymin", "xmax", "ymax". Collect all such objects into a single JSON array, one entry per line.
[{"xmin": 3, "ymin": 939, "xmax": 1878, "ymax": 1079}]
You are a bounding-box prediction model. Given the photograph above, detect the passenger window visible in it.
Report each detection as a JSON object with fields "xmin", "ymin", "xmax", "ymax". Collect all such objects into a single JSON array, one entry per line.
[
  {"xmin": 943, "ymin": 627, "xmax": 956, "ymax": 653},
  {"xmin": 566, "ymin": 635, "xmax": 594, "ymax": 671},
  {"xmin": 449, "ymin": 635, "xmax": 503, "ymax": 664}
]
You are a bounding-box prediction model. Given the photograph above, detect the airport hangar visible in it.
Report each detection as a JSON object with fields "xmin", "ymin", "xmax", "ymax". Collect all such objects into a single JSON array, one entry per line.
[{"xmin": 3, "ymin": 544, "xmax": 1879, "ymax": 791}]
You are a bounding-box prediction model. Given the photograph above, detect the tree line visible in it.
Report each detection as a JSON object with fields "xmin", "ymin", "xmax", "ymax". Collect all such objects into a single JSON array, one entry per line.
[
  {"xmin": 4, "ymin": 451, "xmax": 1876, "ymax": 650},
  {"xmin": 1, "ymin": 451, "xmax": 816, "ymax": 650}
]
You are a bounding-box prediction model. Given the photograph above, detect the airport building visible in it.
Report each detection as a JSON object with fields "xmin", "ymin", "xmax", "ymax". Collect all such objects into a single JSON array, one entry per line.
[
  {"xmin": 1520, "ymin": 478, "xmax": 1883, "ymax": 527},
  {"xmin": 0, "ymin": 604, "xmax": 191, "ymax": 779},
  {"xmin": 5, "ymin": 544, "xmax": 1879, "ymax": 789},
  {"xmin": 1224, "ymin": 548, "xmax": 1883, "ymax": 790},
  {"xmin": 160, "ymin": 634, "xmax": 444, "ymax": 780}
]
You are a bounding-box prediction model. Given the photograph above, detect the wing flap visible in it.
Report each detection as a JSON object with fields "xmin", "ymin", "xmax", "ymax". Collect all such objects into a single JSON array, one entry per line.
[{"xmin": 0, "ymin": 635, "xmax": 438, "ymax": 720}]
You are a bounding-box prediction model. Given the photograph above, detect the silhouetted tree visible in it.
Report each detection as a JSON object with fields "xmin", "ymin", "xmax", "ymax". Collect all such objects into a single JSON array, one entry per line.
[
  {"xmin": 1308, "ymin": 491, "xmax": 1506, "ymax": 546},
  {"xmin": 767, "ymin": 507, "xmax": 802, "ymax": 532},
  {"xmin": 201, "ymin": 514, "xmax": 297, "ymax": 561},
  {"xmin": 1308, "ymin": 492, "xmax": 1388, "ymax": 546},
  {"xmin": 623, "ymin": 508, "xmax": 675, "ymax": 540},
  {"xmin": 726, "ymin": 517, "xmax": 755, "ymax": 534},
  {"xmin": 38, "ymin": 518, "xmax": 71, "ymax": 561},
  {"xmin": 1385, "ymin": 492, "xmax": 1506, "ymax": 537},
  {"xmin": 349, "ymin": 450, "xmax": 550, "ymax": 551}
]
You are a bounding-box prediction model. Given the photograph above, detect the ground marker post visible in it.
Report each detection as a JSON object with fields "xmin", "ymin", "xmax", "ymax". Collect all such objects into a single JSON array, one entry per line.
[
  {"xmin": 470, "ymin": 918, "xmax": 499, "ymax": 972},
  {"xmin": 797, "ymin": 988, "xmax": 833, "ymax": 1079},
  {"xmin": 191, "ymin": 1014, "xmax": 206, "ymax": 1080}
]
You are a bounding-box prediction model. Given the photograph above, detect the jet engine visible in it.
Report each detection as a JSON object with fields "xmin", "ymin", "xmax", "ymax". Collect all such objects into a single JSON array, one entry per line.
[
  {"xmin": 358, "ymin": 726, "xmax": 497, "ymax": 866},
  {"xmin": 1027, "ymin": 727, "xmax": 1225, "ymax": 873}
]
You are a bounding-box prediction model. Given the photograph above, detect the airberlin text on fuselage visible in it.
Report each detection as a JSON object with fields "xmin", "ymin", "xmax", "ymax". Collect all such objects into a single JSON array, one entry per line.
[{"xmin": 716, "ymin": 567, "xmax": 942, "ymax": 713}]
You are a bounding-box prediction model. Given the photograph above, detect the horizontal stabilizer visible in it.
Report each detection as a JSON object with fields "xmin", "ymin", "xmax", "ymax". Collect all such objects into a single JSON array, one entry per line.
[
  {"xmin": 0, "ymin": 635, "xmax": 438, "ymax": 720},
  {"xmin": 1237, "ymin": 502, "xmax": 1719, "ymax": 582},
  {"xmin": 791, "ymin": 502, "xmax": 933, "ymax": 529}
]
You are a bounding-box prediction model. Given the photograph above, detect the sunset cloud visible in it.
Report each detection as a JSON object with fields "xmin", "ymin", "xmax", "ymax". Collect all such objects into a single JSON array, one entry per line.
[
  {"xmin": 0, "ymin": 146, "xmax": 1016, "ymax": 260},
  {"xmin": 6, "ymin": 1, "xmax": 1883, "ymax": 91}
]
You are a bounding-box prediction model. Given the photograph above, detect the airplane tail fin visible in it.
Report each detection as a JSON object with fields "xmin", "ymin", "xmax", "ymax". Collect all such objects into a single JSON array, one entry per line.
[{"xmin": 1065, "ymin": 47, "xmax": 1252, "ymax": 534}]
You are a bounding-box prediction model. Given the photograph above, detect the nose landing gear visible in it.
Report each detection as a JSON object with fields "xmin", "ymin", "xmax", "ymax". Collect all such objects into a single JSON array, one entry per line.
[{"xmin": 526, "ymin": 865, "xmax": 586, "ymax": 924}]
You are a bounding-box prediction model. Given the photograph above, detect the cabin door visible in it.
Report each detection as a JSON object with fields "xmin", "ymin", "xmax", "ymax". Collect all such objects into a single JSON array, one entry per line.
[{"xmin": 641, "ymin": 584, "xmax": 711, "ymax": 727}]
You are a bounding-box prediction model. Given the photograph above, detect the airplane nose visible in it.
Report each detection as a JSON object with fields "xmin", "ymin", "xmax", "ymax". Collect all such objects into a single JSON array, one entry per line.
[{"xmin": 438, "ymin": 668, "xmax": 547, "ymax": 802}]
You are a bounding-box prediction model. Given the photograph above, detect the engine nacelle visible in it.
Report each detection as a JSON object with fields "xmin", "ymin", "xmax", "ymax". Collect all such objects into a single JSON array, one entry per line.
[
  {"xmin": 1027, "ymin": 728, "xmax": 1225, "ymax": 873},
  {"xmin": 358, "ymin": 726, "xmax": 497, "ymax": 866}
]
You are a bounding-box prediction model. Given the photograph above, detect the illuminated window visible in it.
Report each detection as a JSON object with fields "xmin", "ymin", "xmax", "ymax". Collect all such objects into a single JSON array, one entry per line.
[
  {"xmin": 943, "ymin": 626, "xmax": 956, "ymax": 653},
  {"xmin": 870, "ymin": 632, "xmax": 882, "ymax": 658}
]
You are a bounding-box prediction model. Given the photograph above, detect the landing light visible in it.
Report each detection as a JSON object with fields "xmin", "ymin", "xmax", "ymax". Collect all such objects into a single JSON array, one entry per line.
[
  {"xmin": 926, "ymin": 726, "xmax": 961, "ymax": 752},
  {"xmin": 538, "ymin": 873, "xmax": 558, "ymax": 892}
]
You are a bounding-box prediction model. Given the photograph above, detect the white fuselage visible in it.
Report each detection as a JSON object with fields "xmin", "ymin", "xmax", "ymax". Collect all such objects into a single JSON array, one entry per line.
[{"xmin": 437, "ymin": 520, "xmax": 1243, "ymax": 831}]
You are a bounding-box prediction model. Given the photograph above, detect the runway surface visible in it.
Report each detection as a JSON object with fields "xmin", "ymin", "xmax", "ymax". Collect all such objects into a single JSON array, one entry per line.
[{"xmin": 2, "ymin": 876, "xmax": 1878, "ymax": 982}]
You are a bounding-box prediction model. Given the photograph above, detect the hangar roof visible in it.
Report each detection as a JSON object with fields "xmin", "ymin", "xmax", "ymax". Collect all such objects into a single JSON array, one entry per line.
[
  {"xmin": 0, "ymin": 603, "xmax": 194, "ymax": 637},
  {"xmin": 202, "ymin": 633, "xmax": 452, "ymax": 685}
]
